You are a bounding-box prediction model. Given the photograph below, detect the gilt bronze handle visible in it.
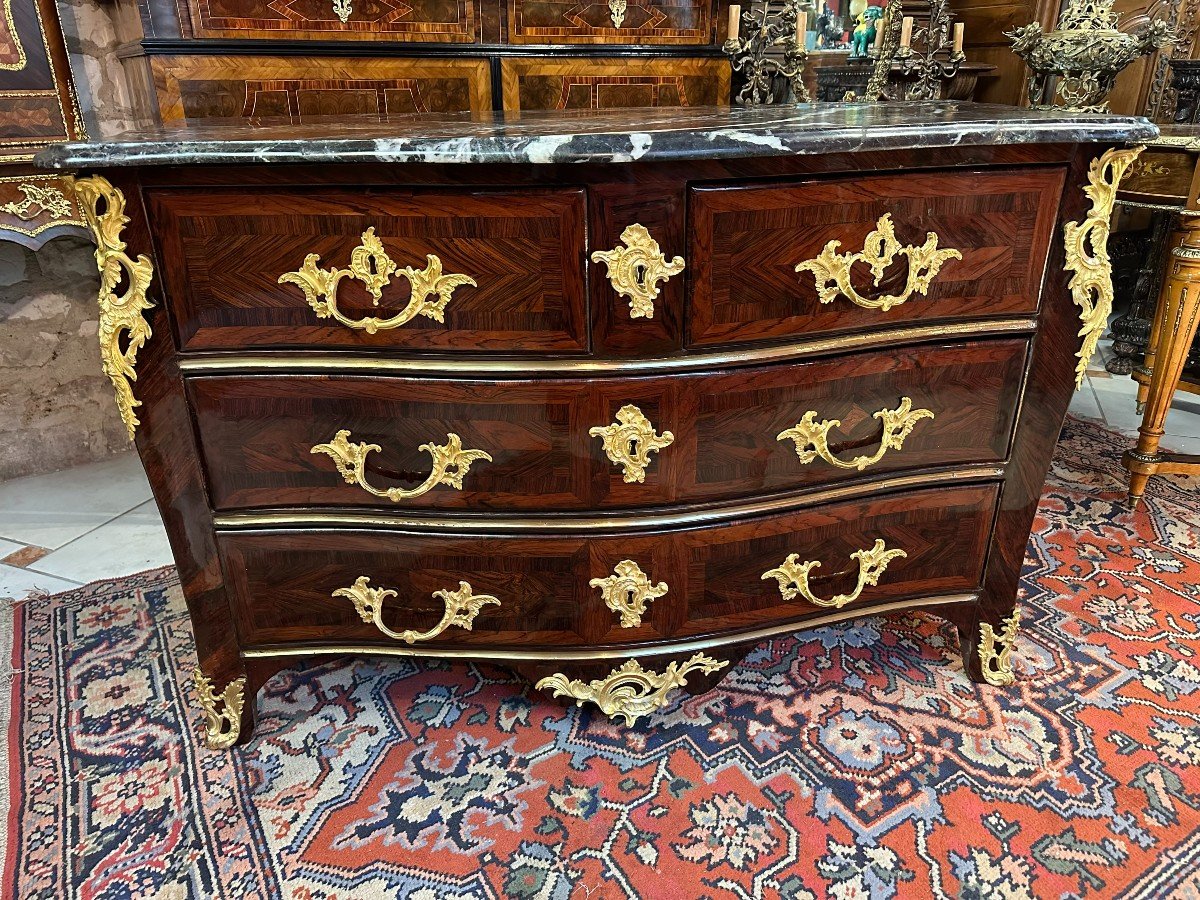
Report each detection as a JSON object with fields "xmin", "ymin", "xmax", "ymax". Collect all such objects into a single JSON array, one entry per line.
[
  {"xmin": 795, "ymin": 213, "xmax": 961, "ymax": 311},
  {"xmin": 311, "ymin": 430, "xmax": 492, "ymax": 502},
  {"xmin": 762, "ymin": 539, "xmax": 907, "ymax": 609},
  {"xmin": 777, "ymin": 397, "xmax": 934, "ymax": 471},
  {"xmin": 278, "ymin": 228, "xmax": 476, "ymax": 333},
  {"xmin": 335, "ymin": 576, "xmax": 500, "ymax": 643}
]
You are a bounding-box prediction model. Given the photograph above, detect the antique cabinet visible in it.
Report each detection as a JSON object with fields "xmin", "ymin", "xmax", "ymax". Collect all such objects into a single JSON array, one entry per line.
[
  {"xmin": 0, "ymin": 0, "xmax": 85, "ymax": 247},
  {"xmin": 110, "ymin": 0, "xmax": 731, "ymax": 123},
  {"xmin": 37, "ymin": 102, "xmax": 1154, "ymax": 747}
]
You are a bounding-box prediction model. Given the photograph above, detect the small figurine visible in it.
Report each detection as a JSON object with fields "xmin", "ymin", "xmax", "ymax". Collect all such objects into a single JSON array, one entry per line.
[{"xmin": 850, "ymin": 6, "xmax": 884, "ymax": 58}]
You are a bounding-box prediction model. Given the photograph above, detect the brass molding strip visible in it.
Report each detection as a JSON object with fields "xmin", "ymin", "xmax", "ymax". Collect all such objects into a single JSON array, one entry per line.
[
  {"xmin": 213, "ymin": 465, "xmax": 1005, "ymax": 534},
  {"xmin": 178, "ymin": 318, "xmax": 1038, "ymax": 379},
  {"xmin": 241, "ymin": 591, "xmax": 978, "ymax": 663}
]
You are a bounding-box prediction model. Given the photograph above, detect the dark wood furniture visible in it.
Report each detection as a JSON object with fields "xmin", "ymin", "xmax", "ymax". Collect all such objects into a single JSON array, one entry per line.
[
  {"xmin": 1111, "ymin": 129, "xmax": 1200, "ymax": 504},
  {"xmin": 0, "ymin": 0, "xmax": 86, "ymax": 247},
  {"xmin": 1108, "ymin": 128, "xmax": 1200, "ymax": 399},
  {"xmin": 109, "ymin": 0, "xmax": 731, "ymax": 124},
  {"xmin": 37, "ymin": 103, "xmax": 1154, "ymax": 747}
]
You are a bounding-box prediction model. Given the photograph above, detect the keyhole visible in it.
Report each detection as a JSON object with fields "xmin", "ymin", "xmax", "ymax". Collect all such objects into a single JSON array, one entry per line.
[
  {"xmin": 628, "ymin": 438, "xmax": 640, "ymax": 456},
  {"xmin": 634, "ymin": 264, "xmax": 647, "ymax": 288}
]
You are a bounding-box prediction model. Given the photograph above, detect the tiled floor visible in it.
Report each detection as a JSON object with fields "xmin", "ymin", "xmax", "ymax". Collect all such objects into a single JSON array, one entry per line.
[{"xmin": 1, "ymin": 346, "xmax": 1198, "ymax": 602}]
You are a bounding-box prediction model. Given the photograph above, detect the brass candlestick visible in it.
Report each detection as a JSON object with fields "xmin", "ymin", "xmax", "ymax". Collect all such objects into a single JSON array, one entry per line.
[
  {"xmin": 861, "ymin": 0, "xmax": 964, "ymax": 101},
  {"xmin": 723, "ymin": 0, "xmax": 812, "ymax": 105}
]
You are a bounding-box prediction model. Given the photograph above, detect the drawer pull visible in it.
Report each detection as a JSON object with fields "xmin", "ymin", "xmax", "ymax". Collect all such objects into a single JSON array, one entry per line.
[
  {"xmin": 592, "ymin": 223, "xmax": 685, "ymax": 320},
  {"xmin": 795, "ymin": 213, "xmax": 961, "ymax": 312},
  {"xmin": 312, "ymin": 429, "xmax": 492, "ymax": 502},
  {"xmin": 776, "ymin": 397, "xmax": 935, "ymax": 471},
  {"xmin": 762, "ymin": 539, "xmax": 906, "ymax": 609},
  {"xmin": 335, "ymin": 576, "xmax": 500, "ymax": 643},
  {"xmin": 590, "ymin": 404, "xmax": 674, "ymax": 484},
  {"xmin": 591, "ymin": 560, "xmax": 668, "ymax": 628},
  {"xmin": 536, "ymin": 653, "xmax": 728, "ymax": 726},
  {"xmin": 278, "ymin": 227, "xmax": 477, "ymax": 334}
]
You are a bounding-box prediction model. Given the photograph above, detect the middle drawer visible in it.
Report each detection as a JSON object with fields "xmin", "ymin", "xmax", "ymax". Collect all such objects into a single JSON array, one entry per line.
[{"xmin": 189, "ymin": 339, "xmax": 1026, "ymax": 512}]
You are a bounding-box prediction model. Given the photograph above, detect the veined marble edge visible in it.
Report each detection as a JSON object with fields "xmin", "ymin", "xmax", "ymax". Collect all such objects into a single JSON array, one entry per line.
[{"xmin": 36, "ymin": 116, "xmax": 1158, "ymax": 169}]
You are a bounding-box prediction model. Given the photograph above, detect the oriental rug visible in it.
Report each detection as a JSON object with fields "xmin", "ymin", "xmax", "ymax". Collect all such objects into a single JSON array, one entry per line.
[{"xmin": 4, "ymin": 417, "xmax": 1200, "ymax": 900}]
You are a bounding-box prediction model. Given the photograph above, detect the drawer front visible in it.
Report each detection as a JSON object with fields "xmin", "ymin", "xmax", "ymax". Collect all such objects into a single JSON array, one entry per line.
[
  {"xmin": 148, "ymin": 56, "xmax": 492, "ymax": 126},
  {"xmin": 507, "ymin": 0, "xmax": 711, "ymax": 44},
  {"xmin": 219, "ymin": 483, "xmax": 997, "ymax": 648},
  {"xmin": 688, "ymin": 168, "xmax": 1066, "ymax": 348},
  {"xmin": 1116, "ymin": 148, "xmax": 1194, "ymax": 205},
  {"xmin": 190, "ymin": 339, "xmax": 1025, "ymax": 512},
  {"xmin": 500, "ymin": 57, "xmax": 729, "ymax": 111},
  {"xmin": 152, "ymin": 186, "xmax": 588, "ymax": 353},
  {"xmin": 181, "ymin": 0, "xmax": 480, "ymax": 41}
]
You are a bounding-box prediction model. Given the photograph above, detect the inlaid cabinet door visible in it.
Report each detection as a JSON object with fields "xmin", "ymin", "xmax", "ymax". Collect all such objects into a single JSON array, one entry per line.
[
  {"xmin": 150, "ymin": 56, "xmax": 491, "ymax": 125},
  {"xmin": 501, "ymin": 57, "xmax": 728, "ymax": 111},
  {"xmin": 181, "ymin": 0, "xmax": 481, "ymax": 41},
  {"xmin": 507, "ymin": 0, "xmax": 711, "ymax": 43}
]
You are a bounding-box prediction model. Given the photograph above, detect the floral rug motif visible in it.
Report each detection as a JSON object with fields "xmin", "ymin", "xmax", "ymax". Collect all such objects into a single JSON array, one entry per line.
[{"xmin": 5, "ymin": 417, "xmax": 1200, "ymax": 899}]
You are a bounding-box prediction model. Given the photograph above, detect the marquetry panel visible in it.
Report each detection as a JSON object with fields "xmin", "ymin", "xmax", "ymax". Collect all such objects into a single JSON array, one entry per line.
[
  {"xmin": 149, "ymin": 184, "xmax": 588, "ymax": 351},
  {"xmin": 0, "ymin": 0, "xmax": 80, "ymax": 159},
  {"xmin": 149, "ymin": 55, "xmax": 491, "ymax": 125},
  {"xmin": 187, "ymin": 340, "xmax": 1024, "ymax": 512},
  {"xmin": 500, "ymin": 56, "xmax": 728, "ymax": 111},
  {"xmin": 507, "ymin": 0, "xmax": 711, "ymax": 44},
  {"xmin": 688, "ymin": 166, "xmax": 1065, "ymax": 348},
  {"xmin": 181, "ymin": 0, "xmax": 480, "ymax": 42},
  {"xmin": 0, "ymin": 170, "xmax": 86, "ymax": 248},
  {"xmin": 217, "ymin": 482, "xmax": 997, "ymax": 648}
]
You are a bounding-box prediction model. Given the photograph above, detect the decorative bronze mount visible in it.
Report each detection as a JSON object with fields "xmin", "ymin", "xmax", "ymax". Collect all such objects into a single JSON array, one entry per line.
[
  {"xmin": 1006, "ymin": 0, "xmax": 1175, "ymax": 111},
  {"xmin": 722, "ymin": 0, "xmax": 812, "ymax": 105}
]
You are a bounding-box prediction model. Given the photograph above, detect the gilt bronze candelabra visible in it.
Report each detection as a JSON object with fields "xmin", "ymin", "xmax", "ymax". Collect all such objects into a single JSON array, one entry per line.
[
  {"xmin": 893, "ymin": 0, "xmax": 965, "ymax": 100},
  {"xmin": 723, "ymin": 0, "xmax": 812, "ymax": 105},
  {"xmin": 1006, "ymin": 0, "xmax": 1175, "ymax": 111}
]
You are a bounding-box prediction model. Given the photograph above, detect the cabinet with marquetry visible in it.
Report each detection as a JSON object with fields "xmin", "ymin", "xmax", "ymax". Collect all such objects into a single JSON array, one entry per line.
[
  {"xmin": 0, "ymin": 0, "xmax": 86, "ymax": 248},
  {"xmin": 109, "ymin": 0, "xmax": 731, "ymax": 125}
]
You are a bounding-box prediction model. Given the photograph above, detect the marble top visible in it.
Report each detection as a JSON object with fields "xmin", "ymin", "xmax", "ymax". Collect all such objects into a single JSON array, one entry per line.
[{"xmin": 37, "ymin": 102, "xmax": 1157, "ymax": 169}]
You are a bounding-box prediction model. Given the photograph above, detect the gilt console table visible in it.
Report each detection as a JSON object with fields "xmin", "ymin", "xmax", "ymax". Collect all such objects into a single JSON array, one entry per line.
[{"xmin": 37, "ymin": 103, "xmax": 1154, "ymax": 748}]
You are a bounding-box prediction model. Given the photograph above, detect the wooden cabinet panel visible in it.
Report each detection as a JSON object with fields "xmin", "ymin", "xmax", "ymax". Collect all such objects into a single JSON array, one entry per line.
[
  {"xmin": 0, "ymin": 0, "xmax": 79, "ymax": 158},
  {"xmin": 149, "ymin": 184, "xmax": 587, "ymax": 352},
  {"xmin": 0, "ymin": 170, "xmax": 85, "ymax": 248},
  {"xmin": 180, "ymin": 0, "xmax": 481, "ymax": 41},
  {"xmin": 500, "ymin": 56, "xmax": 728, "ymax": 111},
  {"xmin": 149, "ymin": 56, "xmax": 491, "ymax": 126},
  {"xmin": 507, "ymin": 0, "xmax": 711, "ymax": 44},
  {"xmin": 188, "ymin": 340, "xmax": 1025, "ymax": 512},
  {"xmin": 688, "ymin": 167, "xmax": 1065, "ymax": 348},
  {"xmin": 218, "ymin": 482, "xmax": 997, "ymax": 648}
]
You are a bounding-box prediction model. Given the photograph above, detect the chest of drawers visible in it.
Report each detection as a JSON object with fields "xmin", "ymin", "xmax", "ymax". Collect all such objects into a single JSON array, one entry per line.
[{"xmin": 38, "ymin": 103, "xmax": 1155, "ymax": 748}]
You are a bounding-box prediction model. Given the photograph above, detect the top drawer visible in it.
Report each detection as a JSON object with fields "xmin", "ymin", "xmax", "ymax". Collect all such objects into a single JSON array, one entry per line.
[
  {"xmin": 687, "ymin": 168, "xmax": 1066, "ymax": 348},
  {"xmin": 149, "ymin": 186, "xmax": 589, "ymax": 354}
]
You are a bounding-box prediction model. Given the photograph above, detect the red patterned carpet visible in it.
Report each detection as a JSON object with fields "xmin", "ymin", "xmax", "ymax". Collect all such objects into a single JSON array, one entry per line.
[{"xmin": 4, "ymin": 417, "xmax": 1200, "ymax": 899}]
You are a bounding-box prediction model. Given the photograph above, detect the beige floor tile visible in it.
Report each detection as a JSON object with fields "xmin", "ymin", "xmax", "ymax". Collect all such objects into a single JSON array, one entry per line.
[
  {"xmin": 0, "ymin": 563, "xmax": 80, "ymax": 600},
  {"xmin": 26, "ymin": 500, "xmax": 172, "ymax": 584},
  {"xmin": 0, "ymin": 452, "xmax": 153, "ymax": 550}
]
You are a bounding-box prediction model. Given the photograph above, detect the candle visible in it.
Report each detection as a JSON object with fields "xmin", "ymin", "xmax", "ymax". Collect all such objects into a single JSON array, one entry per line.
[
  {"xmin": 900, "ymin": 15, "xmax": 913, "ymax": 48},
  {"xmin": 874, "ymin": 15, "xmax": 885, "ymax": 49},
  {"xmin": 728, "ymin": 4, "xmax": 741, "ymax": 40},
  {"xmin": 953, "ymin": 21, "xmax": 964, "ymax": 53},
  {"xmin": 796, "ymin": 10, "xmax": 807, "ymax": 41}
]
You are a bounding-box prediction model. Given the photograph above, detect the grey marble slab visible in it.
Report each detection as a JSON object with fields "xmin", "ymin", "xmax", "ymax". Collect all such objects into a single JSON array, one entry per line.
[{"xmin": 36, "ymin": 102, "xmax": 1158, "ymax": 169}]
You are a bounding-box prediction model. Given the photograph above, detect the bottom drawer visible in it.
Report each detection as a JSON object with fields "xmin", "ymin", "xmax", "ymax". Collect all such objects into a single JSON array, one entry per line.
[{"xmin": 220, "ymin": 482, "xmax": 998, "ymax": 650}]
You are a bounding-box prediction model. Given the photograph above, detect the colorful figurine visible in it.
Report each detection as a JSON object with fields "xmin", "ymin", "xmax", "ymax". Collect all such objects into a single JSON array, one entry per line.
[{"xmin": 850, "ymin": 5, "xmax": 884, "ymax": 57}]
